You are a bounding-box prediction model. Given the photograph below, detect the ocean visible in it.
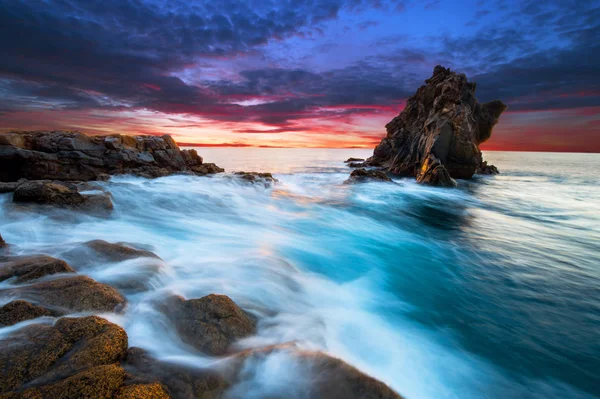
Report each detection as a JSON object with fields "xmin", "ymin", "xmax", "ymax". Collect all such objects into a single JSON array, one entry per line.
[{"xmin": 1, "ymin": 149, "xmax": 599, "ymax": 398}]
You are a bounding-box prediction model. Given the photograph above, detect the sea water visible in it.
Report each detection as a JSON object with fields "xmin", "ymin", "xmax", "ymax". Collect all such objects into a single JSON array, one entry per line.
[{"xmin": 0, "ymin": 150, "xmax": 599, "ymax": 398}]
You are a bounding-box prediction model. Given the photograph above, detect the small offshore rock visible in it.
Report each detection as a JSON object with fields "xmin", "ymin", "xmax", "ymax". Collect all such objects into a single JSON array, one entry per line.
[
  {"xmin": 232, "ymin": 171, "xmax": 278, "ymax": 186},
  {"xmin": 477, "ymin": 160, "xmax": 500, "ymax": 175},
  {"xmin": 0, "ymin": 300, "xmax": 53, "ymax": 326},
  {"xmin": 347, "ymin": 162, "xmax": 368, "ymax": 168},
  {"xmin": 344, "ymin": 168, "xmax": 393, "ymax": 184},
  {"xmin": 0, "ymin": 255, "xmax": 75, "ymax": 284},
  {"xmin": 5, "ymin": 275, "xmax": 126, "ymax": 313},
  {"xmin": 162, "ymin": 294, "xmax": 256, "ymax": 356},
  {"xmin": 344, "ymin": 157, "xmax": 365, "ymax": 163},
  {"xmin": 0, "ymin": 233, "xmax": 6, "ymax": 248}
]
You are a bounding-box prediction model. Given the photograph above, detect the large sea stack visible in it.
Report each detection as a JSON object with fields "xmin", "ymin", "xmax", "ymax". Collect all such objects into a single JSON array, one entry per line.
[
  {"xmin": 368, "ymin": 65, "xmax": 506, "ymax": 186},
  {"xmin": 0, "ymin": 130, "xmax": 223, "ymax": 182}
]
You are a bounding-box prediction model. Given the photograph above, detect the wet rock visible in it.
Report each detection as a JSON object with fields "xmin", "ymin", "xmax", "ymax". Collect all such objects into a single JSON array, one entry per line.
[
  {"xmin": 225, "ymin": 344, "xmax": 404, "ymax": 399},
  {"xmin": 0, "ymin": 131, "xmax": 223, "ymax": 182},
  {"xmin": 11, "ymin": 180, "xmax": 114, "ymax": 212},
  {"xmin": 0, "ymin": 234, "xmax": 6, "ymax": 248},
  {"xmin": 0, "ymin": 300, "xmax": 53, "ymax": 326},
  {"xmin": 344, "ymin": 168, "xmax": 393, "ymax": 184},
  {"xmin": 0, "ymin": 316, "xmax": 128, "ymax": 395},
  {"xmin": 0, "ymin": 255, "xmax": 75, "ymax": 284},
  {"xmin": 0, "ymin": 179, "xmax": 25, "ymax": 193},
  {"xmin": 344, "ymin": 158, "xmax": 365, "ymax": 163},
  {"xmin": 367, "ymin": 65, "xmax": 506, "ymax": 186},
  {"xmin": 347, "ymin": 162, "xmax": 368, "ymax": 168},
  {"xmin": 416, "ymin": 155, "xmax": 457, "ymax": 187},
  {"xmin": 13, "ymin": 180, "xmax": 86, "ymax": 206},
  {"xmin": 232, "ymin": 171, "xmax": 278, "ymax": 186},
  {"xmin": 123, "ymin": 347, "xmax": 226, "ymax": 399},
  {"xmin": 477, "ymin": 160, "xmax": 500, "ymax": 175},
  {"xmin": 192, "ymin": 162, "xmax": 225, "ymax": 176},
  {"xmin": 115, "ymin": 382, "xmax": 171, "ymax": 399},
  {"xmin": 84, "ymin": 240, "xmax": 161, "ymax": 262},
  {"xmin": 5, "ymin": 275, "xmax": 126, "ymax": 313},
  {"xmin": 162, "ymin": 294, "xmax": 256, "ymax": 356}
]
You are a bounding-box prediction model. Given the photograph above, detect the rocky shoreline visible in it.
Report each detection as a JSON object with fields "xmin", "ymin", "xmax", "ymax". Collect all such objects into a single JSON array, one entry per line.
[
  {"xmin": 0, "ymin": 237, "xmax": 403, "ymax": 399},
  {"xmin": 0, "ymin": 130, "xmax": 403, "ymax": 398}
]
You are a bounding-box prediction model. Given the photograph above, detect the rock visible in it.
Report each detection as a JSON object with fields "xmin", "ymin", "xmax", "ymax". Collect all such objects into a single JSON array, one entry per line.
[
  {"xmin": 416, "ymin": 155, "xmax": 457, "ymax": 187},
  {"xmin": 0, "ymin": 300, "xmax": 53, "ymax": 326},
  {"xmin": 123, "ymin": 347, "xmax": 226, "ymax": 399},
  {"xmin": 0, "ymin": 234, "xmax": 6, "ymax": 248},
  {"xmin": 0, "ymin": 316, "xmax": 128, "ymax": 395},
  {"xmin": 4, "ymin": 275, "xmax": 126, "ymax": 313},
  {"xmin": 347, "ymin": 162, "xmax": 368, "ymax": 168},
  {"xmin": 0, "ymin": 255, "xmax": 75, "ymax": 284},
  {"xmin": 344, "ymin": 168, "xmax": 393, "ymax": 184},
  {"xmin": 477, "ymin": 160, "xmax": 500, "ymax": 175},
  {"xmin": 344, "ymin": 158, "xmax": 365, "ymax": 163},
  {"xmin": 367, "ymin": 65, "xmax": 506, "ymax": 186},
  {"xmin": 12, "ymin": 180, "xmax": 114, "ymax": 212},
  {"xmin": 84, "ymin": 240, "xmax": 161, "ymax": 262},
  {"xmin": 162, "ymin": 294, "xmax": 256, "ymax": 356},
  {"xmin": 224, "ymin": 344, "xmax": 404, "ymax": 399},
  {"xmin": 0, "ymin": 131, "xmax": 223, "ymax": 182},
  {"xmin": 0, "ymin": 180, "xmax": 24, "ymax": 193},
  {"xmin": 13, "ymin": 180, "xmax": 86, "ymax": 206},
  {"xmin": 114, "ymin": 382, "xmax": 171, "ymax": 399},
  {"xmin": 232, "ymin": 172, "xmax": 278, "ymax": 186}
]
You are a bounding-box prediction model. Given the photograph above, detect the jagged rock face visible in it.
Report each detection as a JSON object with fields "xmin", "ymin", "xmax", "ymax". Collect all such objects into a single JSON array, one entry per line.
[
  {"xmin": 0, "ymin": 131, "xmax": 223, "ymax": 182},
  {"xmin": 369, "ymin": 65, "xmax": 506, "ymax": 185}
]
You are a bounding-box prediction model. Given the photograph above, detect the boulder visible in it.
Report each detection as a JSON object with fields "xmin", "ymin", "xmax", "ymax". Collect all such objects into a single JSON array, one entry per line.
[
  {"xmin": 224, "ymin": 344, "xmax": 404, "ymax": 399},
  {"xmin": 347, "ymin": 162, "xmax": 368, "ymax": 168},
  {"xmin": 12, "ymin": 180, "xmax": 114, "ymax": 211},
  {"xmin": 4, "ymin": 275, "xmax": 126, "ymax": 313},
  {"xmin": 162, "ymin": 294, "xmax": 256, "ymax": 356},
  {"xmin": 0, "ymin": 316, "xmax": 128, "ymax": 395},
  {"xmin": 0, "ymin": 234, "xmax": 6, "ymax": 248},
  {"xmin": 83, "ymin": 240, "xmax": 161, "ymax": 262},
  {"xmin": 344, "ymin": 158, "xmax": 365, "ymax": 163},
  {"xmin": 344, "ymin": 168, "xmax": 393, "ymax": 184},
  {"xmin": 114, "ymin": 382, "xmax": 171, "ymax": 399},
  {"xmin": 0, "ymin": 300, "xmax": 53, "ymax": 326},
  {"xmin": 367, "ymin": 65, "xmax": 505, "ymax": 185},
  {"xmin": 0, "ymin": 255, "xmax": 75, "ymax": 284},
  {"xmin": 477, "ymin": 160, "xmax": 500, "ymax": 175},
  {"xmin": 0, "ymin": 131, "xmax": 223, "ymax": 182},
  {"xmin": 232, "ymin": 172, "xmax": 278, "ymax": 186},
  {"xmin": 123, "ymin": 347, "xmax": 226, "ymax": 399}
]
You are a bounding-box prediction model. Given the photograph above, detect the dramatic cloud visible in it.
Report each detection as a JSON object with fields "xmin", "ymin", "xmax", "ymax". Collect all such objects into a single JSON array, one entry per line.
[{"xmin": 0, "ymin": 0, "xmax": 598, "ymax": 150}]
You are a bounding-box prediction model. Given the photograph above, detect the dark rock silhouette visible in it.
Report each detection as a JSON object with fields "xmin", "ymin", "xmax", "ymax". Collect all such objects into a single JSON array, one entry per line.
[
  {"xmin": 0, "ymin": 130, "xmax": 223, "ymax": 182},
  {"xmin": 162, "ymin": 294, "xmax": 256, "ymax": 356},
  {"xmin": 344, "ymin": 157, "xmax": 365, "ymax": 163},
  {"xmin": 368, "ymin": 65, "xmax": 506, "ymax": 186}
]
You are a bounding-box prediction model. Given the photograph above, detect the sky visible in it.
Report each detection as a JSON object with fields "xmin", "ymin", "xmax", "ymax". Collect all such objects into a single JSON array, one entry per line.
[{"xmin": 0, "ymin": 0, "xmax": 598, "ymax": 151}]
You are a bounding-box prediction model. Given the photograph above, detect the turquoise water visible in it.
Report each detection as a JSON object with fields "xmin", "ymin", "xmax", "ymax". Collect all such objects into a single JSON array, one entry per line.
[{"xmin": 1, "ymin": 150, "xmax": 599, "ymax": 398}]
